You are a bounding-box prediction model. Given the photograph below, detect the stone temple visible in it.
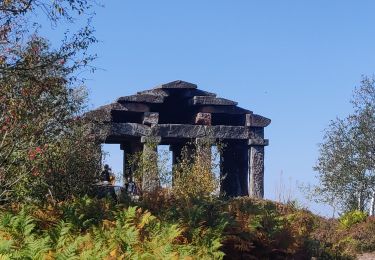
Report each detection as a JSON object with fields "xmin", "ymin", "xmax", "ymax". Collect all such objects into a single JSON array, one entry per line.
[{"xmin": 88, "ymin": 80, "xmax": 270, "ymax": 198}]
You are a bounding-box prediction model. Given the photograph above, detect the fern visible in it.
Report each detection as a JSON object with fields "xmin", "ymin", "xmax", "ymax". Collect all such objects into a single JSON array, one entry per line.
[
  {"xmin": 0, "ymin": 240, "xmax": 12, "ymax": 254},
  {"xmin": 0, "ymin": 199, "xmax": 227, "ymax": 259},
  {"xmin": 0, "ymin": 208, "xmax": 52, "ymax": 259},
  {"xmin": 49, "ymin": 221, "xmax": 74, "ymax": 249}
]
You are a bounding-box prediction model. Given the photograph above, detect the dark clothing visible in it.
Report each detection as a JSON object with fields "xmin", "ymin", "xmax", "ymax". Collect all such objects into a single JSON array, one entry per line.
[
  {"xmin": 126, "ymin": 181, "xmax": 137, "ymax": 195},
  {"xmin": 100, "ymin": 169, "xmax": 110, "ymax": 182}
]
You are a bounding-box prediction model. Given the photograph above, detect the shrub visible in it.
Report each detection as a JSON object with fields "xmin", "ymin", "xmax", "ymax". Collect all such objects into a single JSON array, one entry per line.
[
  {"xmin": 339, "ymin": 210, "xmax": 368, "ymax": 229},
  {"xmin": 171, "ymin": 140, "xmax": 221, "ymax": 200}
]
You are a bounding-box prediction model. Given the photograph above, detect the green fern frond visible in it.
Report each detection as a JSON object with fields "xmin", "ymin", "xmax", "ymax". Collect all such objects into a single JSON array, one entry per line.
[
  {"xmin": 0, "ymin": 254, "xmax": 11, "ymax": 260},
  {"xmin": 49, "ymin": 221, "xmax": 73, "ymax": 248},
  {"xmin": 0, "ymin": 239, "xmax": 12, "ymax": 254}
]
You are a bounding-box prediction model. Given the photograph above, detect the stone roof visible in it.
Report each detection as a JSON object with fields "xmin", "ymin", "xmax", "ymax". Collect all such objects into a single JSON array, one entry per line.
[{"xmin": 87, "ymin": 80, "xmax": 270, "ymax": 144}]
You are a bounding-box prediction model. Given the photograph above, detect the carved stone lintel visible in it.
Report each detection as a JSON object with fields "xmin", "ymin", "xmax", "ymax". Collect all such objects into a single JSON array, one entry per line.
[
  {"xmin": 111, "ymin": 123, "xmax": 151, "ymax": 137},
  {"xmin": 107, "ymin": 123, "xmax": 269, "ymax": 144},
  {"xmin": 249, "ymin": 146, "xmax": 264, "ymax": 198},
  {"xmin": 151, "ymin": 124, "xmax": 250, "ymax": 139}
]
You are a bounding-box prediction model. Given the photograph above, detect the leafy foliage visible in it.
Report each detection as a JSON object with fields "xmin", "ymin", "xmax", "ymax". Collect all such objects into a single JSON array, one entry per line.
[
  {"xmin": 172, "ymin": 140, "xmax": 221, "ymax": 200},
  {"xmin": 313, "ymin": 76, "xmax": 375, "ymax": 213},
  {"xmin": 0, "ymin": 196, "xmax": 374, "ymax": 259},
  {"xmin": 129, "ymin": 140, "xmax": 221, "ymax": 201},
  {"xmin": 339, "ymin": 210, "xmax": 368, "ymax": 229},
  {"xmin": 0, "ymin": 0, "xmax": 101, "ymax": 203},
  {"xmin": 0, "ymin": 198, "xmax": 226, "ymax": 259}
]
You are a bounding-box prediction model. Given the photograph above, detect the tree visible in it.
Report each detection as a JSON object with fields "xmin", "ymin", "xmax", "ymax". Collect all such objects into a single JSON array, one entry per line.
[
  {"xmin": 0, "ymin": 1, "xmax": 101, "ymax": 202},
  {"xmin": 313, "ymin": 76, "xmax": 375, "ymax": 214}
]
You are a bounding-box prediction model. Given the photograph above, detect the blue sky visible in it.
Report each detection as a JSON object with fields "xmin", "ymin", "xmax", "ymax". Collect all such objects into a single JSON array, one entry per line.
[{"xmin": 49, "ymin": 1, "xmax": 375, "ymax": 216}]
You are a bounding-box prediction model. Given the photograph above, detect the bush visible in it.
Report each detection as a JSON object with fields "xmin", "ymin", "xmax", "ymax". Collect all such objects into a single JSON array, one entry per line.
[
  {"xmin": 172, "ymin": 140, "xmax": 221, "ymax": 200},
  {"xmin": 0, "ymin": 38, "xmax": 101, "ymax": 203},
  {"xmin": 339, "ymin": 210, "xmax": 368, "ymax": 229}
]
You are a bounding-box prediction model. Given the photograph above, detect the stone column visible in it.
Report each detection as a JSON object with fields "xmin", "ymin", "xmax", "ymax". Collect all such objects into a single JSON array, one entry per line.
[
  {"xmin": 248, "ymin": 145, "xmax": 265, "ymax": 198},
  {"xmin": 220, "ymin": 141, "xmax": 248, "ymax": 197},
  {"xmin": 120, "ymin": 142, "xmax": 142, "ymax": 185},
  {"xmin": 194, "ymin": 112, "xmax": 213, "ymax": 173},
  {"xmin": 247, "ymin": 123, "xmax": 268, "ymax": 198},
  {"xmin": 141, "ymin": 136, "xmax": 161, "ymax": 192}
]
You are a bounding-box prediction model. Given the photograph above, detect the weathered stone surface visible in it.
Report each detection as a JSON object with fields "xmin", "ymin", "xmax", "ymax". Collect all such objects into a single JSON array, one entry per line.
[
  {"xmin": 137, "ymin": 88, "xmax": 216, "ymax": 98},
  {"xmin": 109, "ymin": 123, "xmax": 151, "ymax": 137},
  {"xmin": 155, "ymin": 80, "xmax": 197, "ymax": 89},
  {"xmin": 246, "ymin": 114, "xmax": 271, "ymax": 127},
  {"xmin": 190, "ymin": 96, "xmax": 238, "ymax": 106},
  {"xmin": 137, "ymin": 88, "xmax": 170, "ymax": 97},
  {"xmin": 177, "ymin": 89, "xmax": 217, "ymax": 98},
  {"xmin": 248, "ymin": 139, "xmax": 269, "ymax": 146},
  {"xmin": 85, "ymin": 103, "xmax": 127, "ymax": 122},
  {"xmin": 249, "ymin": 146, "xmax": 264, "ymax": 198},
  {"xmin": 141, "ymin": 136, "xmax": 162, "ymax": 143},
  {"xmin": 116, "ymin": 103, "xmax": 150, "ymax": 113},
  {"xmin": 249, "ymin": 127, "xmax": 264, "ymax": 140},
  {"xmin": 88, "ymin": 123, "xmax": 112, "ymax": 142},
  {"xmin": 199, "ymin": 105, "xmax": 251, "ymax": 114},
  {"xmin": 189, "ymin": 89, "xmax": 217, "ymax": 97},
  {"xmin": 143, "ymin": 112, "xmax": 159, "ymax": 125},
  {"xmin": 195, "ymin": 112, "xmax": 211, "ymax": 125},
  {"xmin": 151, "ymin": 124, "xmax": 251, "ymax": 139},
  {"xmin": 117, "ymin": 94, "xmax": 164, "ymax": 103}
]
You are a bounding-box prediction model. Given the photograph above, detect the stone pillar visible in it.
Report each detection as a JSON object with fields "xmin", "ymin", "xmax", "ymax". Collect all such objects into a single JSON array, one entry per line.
[
  {"xmin": 220, "ymin": 141, "xmax": 248, "ymax": 197},
  {"xmin": 194, "ymin": 112, "xmax": 212, "ymax": 172},
  {"xmin": 247, "ymin": 123, "xmax": 268, "ymax": 198},
  {"xmin": 120, "ymin": 142, "xmax": 142, "ymax": 185},
  {"xmin": 248, "ymin": 145, "xmax": 265, "ymax": 198},
  {"xmin": 141, "ymin": 136, "xmax": 161, "ymax": 192}
]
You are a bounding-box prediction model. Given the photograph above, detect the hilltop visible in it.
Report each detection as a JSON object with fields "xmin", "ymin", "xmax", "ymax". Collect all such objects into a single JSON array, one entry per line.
[{"xmin": 0, "ymin": 195, "xmax": 374, "ymax": 259}]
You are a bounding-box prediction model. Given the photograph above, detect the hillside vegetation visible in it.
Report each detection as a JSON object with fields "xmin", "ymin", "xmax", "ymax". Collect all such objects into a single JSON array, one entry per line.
[{"xmin": 0, "ymin": 195, "xmax": 374, "ymax": 259}]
